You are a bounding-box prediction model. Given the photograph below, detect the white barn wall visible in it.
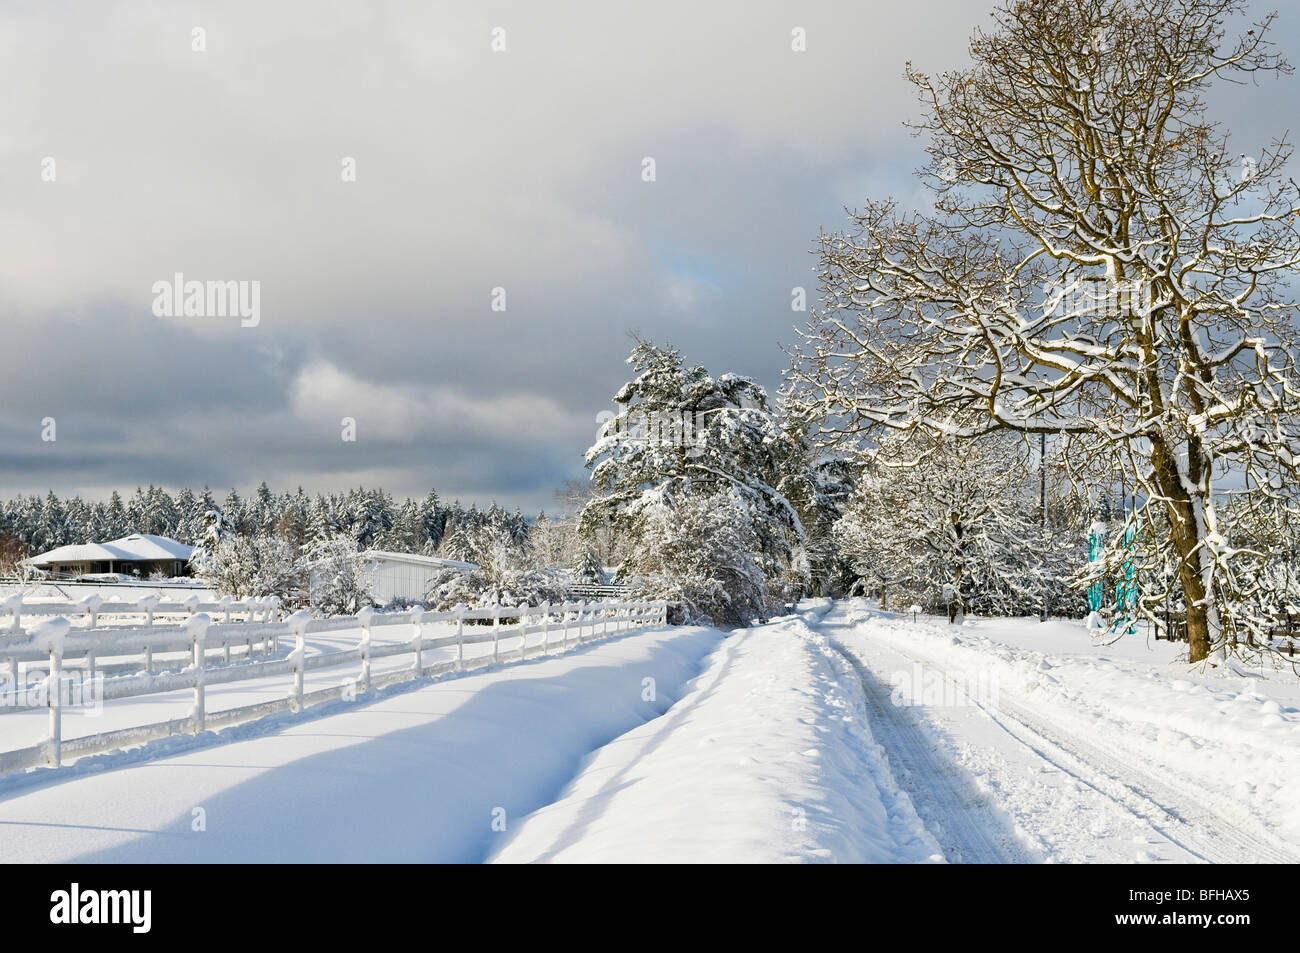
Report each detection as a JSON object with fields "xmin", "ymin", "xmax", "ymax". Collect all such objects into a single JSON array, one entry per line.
[{"xmin": 360, "ymin": 551, "xmax": 477, "ymax": 606}]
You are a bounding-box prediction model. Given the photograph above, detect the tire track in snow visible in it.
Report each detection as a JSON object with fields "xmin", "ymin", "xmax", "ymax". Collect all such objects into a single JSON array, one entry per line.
[
  {"xmin": 838, "ymin": 615, "xmax": 1300, "ymax": 865},
  {"xmin": 975, "ymin": 691, "xmax": 1300, "ymax": 864},
  {"xmin": 828, "ymin": 639, "xmax": 1029, "ymax": 864}
]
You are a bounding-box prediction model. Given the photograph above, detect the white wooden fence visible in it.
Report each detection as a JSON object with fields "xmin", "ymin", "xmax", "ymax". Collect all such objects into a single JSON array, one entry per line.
[
  {"xmin": 0, "ymin": 598, "xmax": 668, "ymax": 774},
  {"xmin": 1, "ymin": 592, "xmax": 282, "ymax": 630}
]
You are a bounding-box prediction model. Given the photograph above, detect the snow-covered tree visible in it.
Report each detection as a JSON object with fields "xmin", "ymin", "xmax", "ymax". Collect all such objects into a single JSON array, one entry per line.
[
  {"xmin": 417, "ymin": 489, "xmax": 446, "ymax": 552},
  {"xmin": 249, "ymin": 481, "xmax": 278, "ymax": 537},
  {"xmin": 581, "ymin": 340, "xmax": 805, "ymax": 622},
  {"xmin": 103, "ymin": 491, "xmax": 129, "ymax": 538},
  {"xmin": 617, "ymin": 486, "xmax": 772, "ymax": 626},
  {"xmin": 835, "ymin": 431, "xmax": 1059, "ymax": 620},
  {"xmin": 438, "ymin": 524, "xmax": 475, "ymax": 564},
  {"xmin": 788, "ymin": 0, "xmax": 1300, "ymax": 660},
  {"xmin": 345, "ymin": 487, "xmax": 394, "ymax": 549},
  {"xmin": 771, "ymin": 411, "xmax": 859, "ymax": 596},
  {"xmin": 222, "ymin": 489, "xmax": 248, "ymax": 537},
  {"xmin": 139, "ymin": 485, "xmax": 178, "ymax": 537},
  {"xmin": 192, "ymin": 533, "xmax": 299, "ymax": 600},
  {"xmin": 572, "ymin": 549, "xmax": 605, "ymax": 586},
  {"xmin": 275, "ymin": 487, "xmax": 311, "ymax": 551},
  {"xmin": 458, "ymin": 521, "xmax": 530, "ymax": 602},
  {"xmin": 527, "ymin": 512, "xmax": 578, "ymax": 570},
  {"xmin": 173, "ymin": 487, "xmax": 201, "ymax": 544},
  {"xmin": 304, "ymin": 535, "xmax": 373, "ymax": 616},
  {"xmin": 425, "ymin": 566, "xmax": 569, "ymax": 611}
]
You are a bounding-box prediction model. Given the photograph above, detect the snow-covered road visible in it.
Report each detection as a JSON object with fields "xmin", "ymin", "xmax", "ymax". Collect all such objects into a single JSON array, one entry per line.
[
  {"xmin": 822, "ymin": 600, "xmax": 1300, "ymax": 864},
  {"xmin": 4, "ymin": 598, "xmax": 1298, "ymax": 863},
  {"xmin": 825, "ymin": 635, "xmax": 1028, "ymax": 863},
  {"xmin": 492, "ymin": 603, "xmax": 943, "ymax": 863}
]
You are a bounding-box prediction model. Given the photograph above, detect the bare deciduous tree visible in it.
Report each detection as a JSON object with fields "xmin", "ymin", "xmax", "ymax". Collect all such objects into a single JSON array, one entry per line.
[{"xmin": 788, "ymin": 0, "xmax": 1300, "ymax": 661}]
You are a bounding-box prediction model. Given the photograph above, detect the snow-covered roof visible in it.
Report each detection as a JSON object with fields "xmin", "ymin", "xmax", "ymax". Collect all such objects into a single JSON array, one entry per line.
[
  {"xmin": 27, "ymin": 533, "xmax": 195, "ymax": 566},
  {"xmin": 362, "ymin": 549, "xmax": 478, "ymax": 571}
]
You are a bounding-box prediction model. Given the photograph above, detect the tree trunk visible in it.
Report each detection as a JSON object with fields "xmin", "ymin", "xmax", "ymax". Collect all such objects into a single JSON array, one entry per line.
[
  {"xmin": 1152, "ymin": 437, "xmax": 1215, "ymax": 662},
  {"xmin": 1183, "ymin": 595, "xmax": 1212, "ymax": 663},
  {"xmin": 948, "ymin": 567, "xmax": 963, "ymax": 624},
  {"xmin": 1169, "ymin": 518, "xmax": 1214, "ymax": 662}
]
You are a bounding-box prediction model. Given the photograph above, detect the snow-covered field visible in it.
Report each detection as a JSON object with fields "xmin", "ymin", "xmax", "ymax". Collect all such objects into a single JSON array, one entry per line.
[{"xmin": 2, "ymin": 598, "xmax": 1298, "ymax": 863}]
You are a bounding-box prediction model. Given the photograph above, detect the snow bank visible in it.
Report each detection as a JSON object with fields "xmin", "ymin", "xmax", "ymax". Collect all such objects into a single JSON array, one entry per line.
[{"xmin": 491, "ymin": 604, "xmax": 943, "ymax": 863}]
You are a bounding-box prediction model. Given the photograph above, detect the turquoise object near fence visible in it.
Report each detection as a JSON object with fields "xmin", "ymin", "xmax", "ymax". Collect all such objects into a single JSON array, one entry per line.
[
  {"xmin": 1087, "ymin": 523, "xmax": 1105, "ymax": 613},
  {"xmin": 1116, "ymin": 522, "xmax": 1139, "ymax": 635}
]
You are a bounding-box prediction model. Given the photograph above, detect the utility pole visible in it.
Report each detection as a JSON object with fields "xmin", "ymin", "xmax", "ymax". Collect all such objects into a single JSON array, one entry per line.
[{"xmin": 1040, "ymin": 431, "xmax": 1047, "ymax": 622}]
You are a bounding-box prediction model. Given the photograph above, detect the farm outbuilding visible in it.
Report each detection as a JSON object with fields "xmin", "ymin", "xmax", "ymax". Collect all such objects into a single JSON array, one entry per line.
[{"xmin": 360, "ymin": 550, "xmax": 477, "ymax": 605}]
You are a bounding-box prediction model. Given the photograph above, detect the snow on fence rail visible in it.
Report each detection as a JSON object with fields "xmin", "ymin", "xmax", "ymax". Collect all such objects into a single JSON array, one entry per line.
[
  {"xmin": 568, "ymin": 583, "xmax": 634, "ymax": 599},
  {"xmin": 1, "ymin": 593, "xmax": 283, "ymax": 631},
  {"xmin": 0, "ymin": 598, "xmax": 668, "ymax": 775}
]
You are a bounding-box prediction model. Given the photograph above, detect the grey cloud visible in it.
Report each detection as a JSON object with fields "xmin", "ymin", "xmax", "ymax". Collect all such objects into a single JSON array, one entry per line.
[{"xmin": 0, "ymin": 0, "xmax": 1296, "ymax": 510}]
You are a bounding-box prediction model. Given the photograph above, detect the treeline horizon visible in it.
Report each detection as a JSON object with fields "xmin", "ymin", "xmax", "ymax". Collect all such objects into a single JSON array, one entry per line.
[{"xmin": 0, "ymin": 483, "xmax": 571, "ymax": 568}]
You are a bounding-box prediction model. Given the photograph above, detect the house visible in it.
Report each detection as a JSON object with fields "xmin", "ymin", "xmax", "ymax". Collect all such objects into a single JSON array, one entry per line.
[
  {"xmin": 360, "ymin": 550, "xmax": 477, "ymax": 605},
  {"xmin": 25, "ymin": 533, "xmax": 195, "ymax": 579}
]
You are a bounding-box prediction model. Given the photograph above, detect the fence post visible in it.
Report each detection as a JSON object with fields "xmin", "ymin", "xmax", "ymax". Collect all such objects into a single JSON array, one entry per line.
[
  {"xmin": 144, "ymin": 643, "xmax": 153, "ymax": 675},
  {"xmin": 288, "ymin": 609, "xmax": 312, "ymax": 713},
  {"xmin": 357, "ymin": 607, "xmax": 373, "ymax": 693},
  {"xmin": 456, "ymin": 605, "xmax": 466, "ymax": 671},
  {"xmin": 520, "ymin": 606, "xmax": 531, "ymax": 661},
  {"xmin": 540, "ymin": 602, "xmax": 551, "ymax": 656},
  {"xmin": 262, "ymin": 598, "xmax": 277, "ymax": 654},
  {"xmin": 492, "ymin": 604, "xmax": 501, "ymax": 663},
  {"xmin": 410, "ymin": 608, "xmax": 424, "ymax": 677},
  {"xmin": 36, "ymin": 618, "xmax": 70, "ymax": 768},
  {"xmin": 79, "ymin": 594, "xmax": 102, "ymax": 628},
  {"xmin": 139, "ymin": 594, "xmax": 158, "ymax": 628},
  {"xmin": 186, "ymin": 613, "xmax": 211, "ymax": 733},
  {"xmin": 48, "ymin": 645, "xmax": 62, "ymax": 767},
  {"xmin": 3, "ymin": 593, "xmax": 22, "ymax": 634},
  {"xmin": 561, "ymin": 602, "xmax": 571, "ymax": 650}
]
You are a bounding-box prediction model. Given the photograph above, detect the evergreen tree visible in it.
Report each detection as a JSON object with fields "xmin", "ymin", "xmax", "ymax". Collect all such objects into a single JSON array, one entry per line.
[
  {"xmin": 573, "ymin": 549, "xmax": 605, "ymax": 586},
  {"xmin": 580, "ymin": 340, "xmax": 805, "ymax": 621}
]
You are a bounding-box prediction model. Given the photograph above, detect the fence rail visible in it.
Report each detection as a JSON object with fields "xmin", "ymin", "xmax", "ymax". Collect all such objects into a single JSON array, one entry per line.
[
  {"xmin": 568, "ymin": 583, "xmax": 633, "ymax": 599},
  {"xmin": 1156, "ymin": 608, "xmax": 1298, "ymax": 655},
  {"xmin": 0, "ymin": 598, "xmax": 668, "ymax": 775},
  {"xmin": 2, "ymin": 593, "xmax": 283, "ymax": 632}
]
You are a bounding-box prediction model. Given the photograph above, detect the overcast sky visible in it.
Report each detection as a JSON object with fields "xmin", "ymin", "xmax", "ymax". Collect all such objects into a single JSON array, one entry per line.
[{"xmin": 1, "ymin": 0, "xmax": 1295, "ymax": 512}]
